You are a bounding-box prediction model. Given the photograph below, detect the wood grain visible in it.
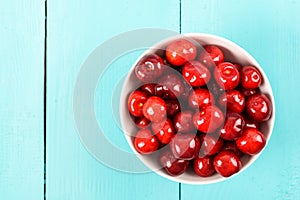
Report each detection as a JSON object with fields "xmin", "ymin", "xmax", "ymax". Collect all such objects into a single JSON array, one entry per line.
[
  {"xmin": 181, "ymin": 0, "xmax": 300, "ymax": 199},
  {"xmin": 0, "ymin": 0, "xmax": 44, "ymax": 199},
  {"xmin": 46, "ymin": 0, "xmax": 180, "ymax": 199}
]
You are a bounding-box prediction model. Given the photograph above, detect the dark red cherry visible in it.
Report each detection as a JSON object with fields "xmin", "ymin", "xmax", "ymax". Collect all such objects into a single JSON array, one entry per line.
[
  {"xmin": 165, "ymin": 99, "xmax": 181, "ymax": 117},
  {"xmin": 127, "ymin": 90, "xmax": 148, "ymax": 117},
  {"xmin": 142, "ymin": 96, "xmax": 167, "ymax": 123},
  {"xmin": 246, "ymin": 94, "xmax": 272, "ymax": 122},
  {"xmin": 222, "ymin": 141, "xmax": 243, "ymax": 157},
  {"xmin": 244, "ymin": 118, "xmax": 260, "ymax": 129},
  {"xmin": 173, "ymin": 111, "xmax": 196, "ymax": 133},
  {"xmin": 233, "ymin": 63, "xmax": 242, "ymax": 71},
  {"xmin": 182, "ymin": 60, "xmax": 211, "ymax": 87},
  {"xmin": 236, "ymin": 128, "xmax": 266, "ymax": 155},
  {"xmin": 199, "ymin": 134, "xmax": 224, "ymax": 156},
  {"xmin": 159, "ymin": 150, "xmax": 189, "ymax": 176},
  {"xmin": 219, "ymin": 90, "xmax": 245, "ymax": 114},
  {"xmin": 193, "ymin": 105, "xmax": 224, "ymax": 133},
  {"xmin": 134, "ymin": 116, "xmax": 150, "ymax": 129},
  {"xmin": 152, "ymin": 118, "xmax": 175, "ymax": 144},
  {"xmin": 140, "ymin": 83, "xmax": 157, "ymax": 96},
  {"xmin": 170, "ymin": 133, "xmax": 200, "ymax": 160},
  {"xmin": 134, "ymin": 129, "xmax": 159, "ymax": 154},
  {"xmin": 240, "ymin": 66, "xmax": 262, "ymax": 89},
  {"xmin": 193, "ymin": 156, "xmax": 215, "ymax": 177},
  {"xmin": 199, "ymin": 45, "xmax": 224, "ymax": 69},
  {"xmin": 188, "ymin": 88, "xmax": 214, "ymax": 109},
  {"xmin": 214, "ymin": 62, "xmax": 240, "ymax": 90},
  {"xmin": 219, "ymin": 112, "xmax": 245, "ymax": 141},
  {"xmin": 135, "ymin": 54, "xmax": 164, "ymax": 82},
  {"xmin": 213, "ymin": 150, "xmax": 242, "ymax": 177},
  {"xmin": 240, "ymin": 87, "xmax": 259, "ymax": 98},
  {"xmin": 166, "ymin": 39, "xmax": 197, "ymax": 66},
  {"xmin": 156, "ymin": 73, "xmax": 185, "ymax": 99}
]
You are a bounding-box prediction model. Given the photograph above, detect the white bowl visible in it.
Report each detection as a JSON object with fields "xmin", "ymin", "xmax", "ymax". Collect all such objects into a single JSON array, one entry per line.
[{"xmin": 120, "ymin": 33, "xmax": 275, "ymax": 184}]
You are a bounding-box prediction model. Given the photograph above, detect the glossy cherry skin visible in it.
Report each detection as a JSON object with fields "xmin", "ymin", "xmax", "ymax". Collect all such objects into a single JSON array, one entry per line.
[
  {"xmin": 219, "ymin": 90, "xmax": 245, "ymax": 114},
  {"xmin": 160, "ymin": 150, "xmax": 189, "ymax": 176},
  {"xmin": 170, "ymin": 133, "xmax": 200, "ymax": 160},
  {"xmin": 244, "ymin": 117, "xmax": 260, "ymax": 129},
  {"xmin": 156, "ymin": 73, "xmax": 185, "ymax": 99},
  {"xmin": 213, "ymin": 150, "xmax": 242, "ymax": 177},
  {"xmin": 193, "ymin": 105, "xmax": 224, "ymax": 133},
  {"xmin": 193, "ymin": 156, "xmax": 215, "ymax": 177},
  {"xmin": 199, "ymin": 134, "xmax": 224, "ymax": 156},
  {"xmin": 128, "ymin": 90, "xmax": 149, "ymax": 117},
  {"xmin": 246, "ymin": 94, "xmax": 272, "ymax": 122},
  {"xmin": 134, "ymin": 116, "xmax": 150, "ymax": 129},
  {"xmin": 188, "ymin": 88, "xmax": 214, "ymax": 109},
  {"xmin": 214, "ymin": 62, "xmax": 240, "ymax": 90},
  {"xmin": 151, "ymin": 118, "xmax": 175, "ymax": 144},
  {"xmin": 239, "ymin": 87, "xmax": 259, "ymax": 98},
  {"xmin": 219, "ymin": 112, "xmax": 245, "ymax": 141},
  {"xmin": 240, "ymin": 66, "xmax": 262, "ymax": 89},
  {"xmin": 134, "ymin": 129, "xmax": 159, "ymax": 154},
  {"xmin": 236, "ymin": 128, "xmax": 266, "ymax": 155},
  {"xmin": 166, "ymin": 39, "xmax": 197, "ymax": 66},
  {"xmin": 199, "ymin": 45, "xmax": 224, "ymax": 69},
  {"xmin": 140, "ymin": 83, "xmax": 157, "ymax": 96},
  {"xmin": 165, "ymin": 99, "xmax": 181, "ymax": 117},
  {"xmin": 142, "ymin": 96, "xmax": 167, "ymax": 123},
  {"xmin": 135, "ymin": 54, "xmax": 164, "ymax": 82},
  {"xmin": 182, "ymin": 60, "xmax": 211, "ymax": 87},
  {"xmin": 173, "ymin": 111, "xmax": 196, "ymax": 133},
  {"xmin": 222, "ymin": 141, "xmax": 243, "ymax": 157}
]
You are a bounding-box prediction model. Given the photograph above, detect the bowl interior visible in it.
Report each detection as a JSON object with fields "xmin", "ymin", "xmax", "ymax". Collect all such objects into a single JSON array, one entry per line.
[{"xmin": 120, "ymin": 33, "xmax": 275, "ymax": 184}]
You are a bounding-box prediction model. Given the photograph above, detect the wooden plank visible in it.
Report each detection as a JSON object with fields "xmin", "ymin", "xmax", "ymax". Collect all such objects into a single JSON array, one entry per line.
[
  {"xmin": 181, "ymin": 0, "xmax": 300, "ymax": 199},
  {"xmin": 0, "ymin": 0, "xmax": 45, "ymax": 199},
  {"xmin": 47, "ymin": 0, "xmax": 180, "ymax": 199}
]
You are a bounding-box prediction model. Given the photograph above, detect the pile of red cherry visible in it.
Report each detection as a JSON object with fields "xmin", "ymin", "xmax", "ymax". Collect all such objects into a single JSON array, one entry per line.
[{"xmin": 127, "ymin": 37, "xmax": 272, "ymax": 178}]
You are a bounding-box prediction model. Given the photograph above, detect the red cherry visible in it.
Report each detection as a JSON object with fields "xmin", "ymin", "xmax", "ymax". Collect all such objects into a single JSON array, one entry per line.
[
  {"xmin": 135, "ymin": 54, "xmax": 164, "ymax": 82},
  {"xmin": 240, "ymin": 87, "xmax": 259, "ymax": 98},
  {"xmin": 128, "ymin": 90, "xmax": 148, "ymax": 117},
  {"xmin": 199, "ymin": 45, "xmax": 224, "ymax": 69},
  {"xmin": 156, "ymin": 73, "xmax": 185, "ymax": 99},
  {"xmin": 134, "ymin": 129, "xmax": 159, "ymax": 154},
  {"xmin": 134, "ymin": 116, "xmax": 150, "ymax": 129},
  {"xmin": 188, "ymin": 88, "xmax": 214, "ymax": 109},
  {"xmin": 182, "ymin": 60, "xmax": 211, "ymax": 87},
  {"xmin": 199, "ymin": 134, "xmax": 224, "ymax": 156},
  {"xmin": 219, "ymin": 90, "xmax": 245, "ymax": 114},
  {"xmin": 166, "ymin": 39, "xmax": 197, "ymax": 66},
  {"xmin": 214, "ymin": 150, "xmax": 242, "ymax": 177},
  {"xmin": 170, "ymin": 133, "xmax": 200, "ymax": 160},
  {"xmin": 142, "ymin": 96, "xmax": 167, "ymax": 123},
  {"xmin": 233, "ymin": 63, "xmax": 242, "ymax": 71},
  {"xmin": 236, "ymin": 128, "xmax": 266, "ymax": 155},
  {"xmin": 193, "ymin": 156, "xmax": 215, "ymax": 177},
  {"xmin": 222, "ymin": 141, "xmax": 243, "ymax": 157},
  {"xmin": 140, "ymin": 83, "xmax": 157, "ymax": 96},
  {"xmin": 152, "ymin": 118, "xmax": 175, "ymax": 144},
  {"xmin": 219, "ymin": 112, "xmax": 245, "ymax": 141},
  {"xmin": 159, "ymin": 150, "xmax": 189, "ymax": 176},
  {"xmin": 165, "ymin": 99, "xmax": 181, "ymax": 117},
  {"xmin": 246, "ymin": 94, "xmax": 272, "ymax": 122},
  {"xmin": 193, "ymin": 105, "xmax": 224, "ymax": 133},
  {"xmin": 173, "ymin": 111, "xmax": 196, "ymax": 133},
  {"xmin": 240, "ymin": 66, "xmax": 262, "ymax": 89},
  {"xmin": 214, "ymin": 62, "xmax": 240, "ymax": 90}
]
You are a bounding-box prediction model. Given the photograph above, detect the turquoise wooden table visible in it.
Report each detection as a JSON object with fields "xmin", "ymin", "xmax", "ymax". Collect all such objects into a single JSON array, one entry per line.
[{"xmin": 1, "ymin": 0, "xmax": 300, "ymax": 199}]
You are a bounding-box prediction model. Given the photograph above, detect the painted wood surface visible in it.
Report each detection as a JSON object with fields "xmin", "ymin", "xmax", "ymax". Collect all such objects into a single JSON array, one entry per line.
[
  {"xmin": 46, "ymin": 0, "xmax": 179, "ymax": 199},
  {"xmin": 0, "ymin": 0, "xmax": 44, "ymax": 199},
  {"xmin": 181, "ymin": 0, "xmax": 300, "ymax": 199}
]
